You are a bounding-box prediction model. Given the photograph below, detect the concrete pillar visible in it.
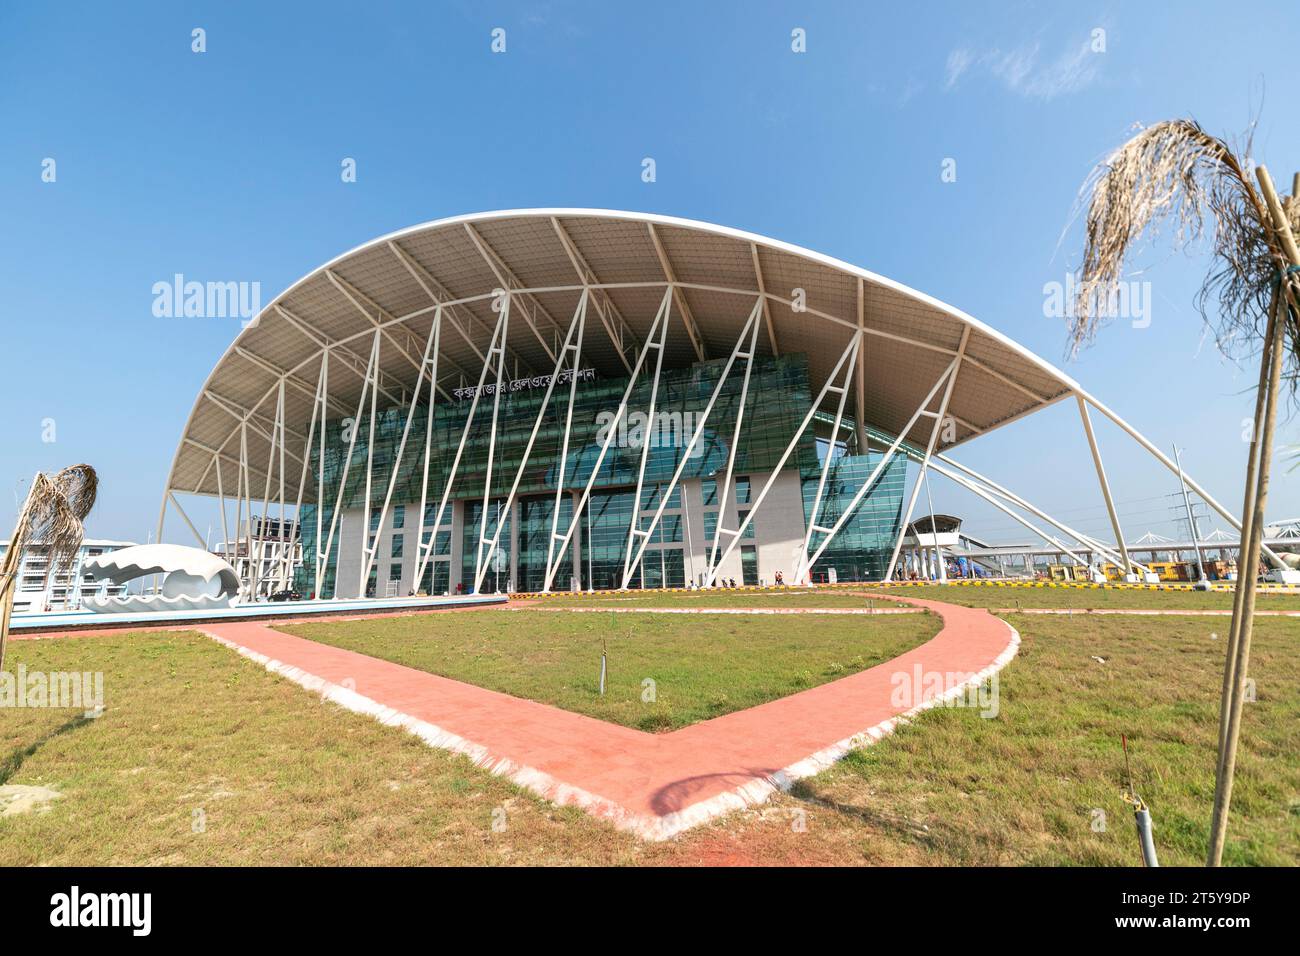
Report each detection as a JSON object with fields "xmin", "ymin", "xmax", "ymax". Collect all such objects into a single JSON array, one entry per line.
[
  {"xmin": 449, "ymin": 500, "xmax": 465, "ymax": 592},
  {"xmin": 508, "ymin": 499, "xmax": 519, "ymax": 593},
  {"xmin": 570, "ymin": 490, "xmax": 582, "ymax": 591}
]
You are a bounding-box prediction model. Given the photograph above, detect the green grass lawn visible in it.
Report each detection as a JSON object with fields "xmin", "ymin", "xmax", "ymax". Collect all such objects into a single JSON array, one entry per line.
[
  {"xmin": 0, "ymin": 630, "xmax": 629, "ymax": 866},
  {"xmin": 767, "ymin": 613, "xmax": 1300, "ymax": 866},
  {"xmin": 1, "ymin": 611, "xmax": 1294, "ymax": 866},
  {"xmin": 530, "ymin": 589, "xmax": 908, "ymax": 609},
  {"xmin": 870, "ymin": 584, "xmax": 1300, "ymax": 611},
  {"xmin": 532, "ymin": 585, "xmax": 1300, "ymax": 612},
  {"xmin": 280, "ymin": 610, "xmax": 938, "ymax": 730}
]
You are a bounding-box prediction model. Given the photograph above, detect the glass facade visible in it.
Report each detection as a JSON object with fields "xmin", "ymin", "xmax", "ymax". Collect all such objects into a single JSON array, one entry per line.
[
  {"xmin": 295, "ymin": 352, "xmax": 909, "ymax": 593},
  {"xmin": 578, "ymin": 490, "xmax": 636, "ymax": 590},
  {"xmin": 419, "ymin": 561, "xmax": 450, "ymax": 597},
  {"xmin": 462, "ymin": 498, "xmax": 511, "ymax": 594},
  {"xmin": 802, "ymin": 428, "xmax": 908, "ymax": 582},
  {"xmin": 516, "ymin": 494, "xmax": 573, "ymax": 593}
]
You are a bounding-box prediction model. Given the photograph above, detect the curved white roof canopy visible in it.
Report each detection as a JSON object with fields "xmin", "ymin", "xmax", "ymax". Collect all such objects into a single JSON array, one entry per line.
[{"xmin": 166, "ymin": 208, "xmax": 1086, "ymax": 502}]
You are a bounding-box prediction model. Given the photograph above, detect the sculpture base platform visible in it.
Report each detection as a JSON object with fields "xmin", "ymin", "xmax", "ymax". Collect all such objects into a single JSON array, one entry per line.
[{"xmin": 9, "ymin": 593, "xmax": 507, "ymax": 635}]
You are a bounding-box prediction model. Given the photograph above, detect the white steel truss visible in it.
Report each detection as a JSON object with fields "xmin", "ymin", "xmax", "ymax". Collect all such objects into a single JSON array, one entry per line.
[
  {"xmin": 409, "ymin": 298, "xmax": 512, "ymax": 592},
  {"xmin": 470, "ymin": 296, "xmax": 514, "ymax": 588},
  {"xmin": 616, "ymin": 292, "xmax": 678, "ymax": 588},
  {"xmin": 356, "ymin": 334, "xmax": 382, "ymax": 595},
  {"xmin": 705, "ymin": 330, "xmax": 865, "ymax": 587},
  {"xmin": 359, "ymin": 308, "xmax": 444, "ymax": 590},
  {"xmin": 798, "ymin": 353, "xmax": 962, "ymax": 582},
  {"xmin": 624, "ymin": 297, "xmax": 764, "ymax": 589},
  {"xmin": 542, "ymin": 287, "xmax": 674, "ymax": 593},
  {"xmin": 286, "ymin": 352, "xmax": 326, "ymax": 595},
  {"xmin": 931, "ymin": 449, "xmax": 1150, "ymax": 576},
  {"xmin": 883, "ymin": 328, "xmax": 970, "ymax": 581},
  {"xmin": 786, "ymin": 334, "xmax": 862, "ymax": 586},
  {"xmin": 316, "ymin": 331, "xmax": 381, "ymax": 598},
  {"xmin": 166, "ymin": 491, "xmax": 207, "ymax": 549},
  {"xmin": 313, "ymin": 352, "xmax": 328, "ymax": 595},
  {"xmin": 473, "ymin": 290, "xmax": 589, "ymax": 593},
  {"xmin": 550, "ymin": 217, "xmax": 639, "ymax": 373},
  {"xmin": 1077, "ymin": 395, "xmax": 1135, "ymax": 577},
  {"xmin": 249, "ymin": 380, "xmax": 286, "ymax": 598},
  {"xmin": 917, "ymin": 455, "xmax": 1100, "ymax": 574},
  {"xmin": 215, "ymin": 452, "xmax": 230, "ymax": 564}
]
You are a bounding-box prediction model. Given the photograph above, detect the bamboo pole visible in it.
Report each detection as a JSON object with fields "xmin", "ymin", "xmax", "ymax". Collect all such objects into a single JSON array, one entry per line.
[
  {"xmin": 1213, "ymin": 286, "xmax": 1276, "ymax": 763},
  {"xmin": 1207, "ymin": 165, "xmax": 1299, "ymax": 865},
  {"xmin": 0, "ymin": 477, "xmax": 40, "ymax": 674}
]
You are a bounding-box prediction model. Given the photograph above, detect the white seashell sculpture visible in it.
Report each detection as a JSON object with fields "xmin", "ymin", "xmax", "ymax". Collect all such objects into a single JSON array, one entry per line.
[{"xmin": 81, "ymin": 543, "xmax": 241, "ymax": 614}]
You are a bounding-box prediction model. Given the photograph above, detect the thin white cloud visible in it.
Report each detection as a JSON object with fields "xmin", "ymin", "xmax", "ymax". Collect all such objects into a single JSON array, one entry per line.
[
  {"xmin": 897, "ymin": 75, "xmax": 924, "ymax": 107},
  {"xmin": 945, "ymin": 35, "xmax": 1102, "ymax": 100},
  {"xmin": 945, "ymin": 48, "xmax": 974, "ymax": 89},
  {"xmin": 989, "ymin": 45, "xmax": 1039, "ymax": 91}
]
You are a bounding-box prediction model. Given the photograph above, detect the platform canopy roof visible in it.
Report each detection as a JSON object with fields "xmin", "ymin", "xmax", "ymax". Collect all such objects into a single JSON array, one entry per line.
[
  {"xmin": 166, "ymin": 209, "xmax": 1080, "ymax": 501},
  {"xmin": 906, "ymin": 514, "xmax": 964, "ymax": 535}
]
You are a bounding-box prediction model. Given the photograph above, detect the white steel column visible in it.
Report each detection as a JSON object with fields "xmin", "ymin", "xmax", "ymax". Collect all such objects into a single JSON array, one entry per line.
[
  {"xmin": 706, "ymin": 332, "xmax": 863, "ymax": 587},
  {"xmin": 286, "ymin": 356, "xmax": 327, "ymax": 592},
  {"xmin": 788, "ymin": 334, "xmax": 861, "ymax": 586},
  {"xmin": 701, "ymin": 297, "xmax": 771, "ymax": 583},
  {"xmin": 883, "ymin": 329, "xmax": 969, "ymax": 582},
  {"xmin": 625, "ymin": 297, "xmax": 764, "ymax": 588},
  {"xmin": 252, "ymin": 381, "xmax": 286, "ymax": 600},
  {"xmin": 618, "ymin": 290, "xmax": 702, "ymax": 590},
  {"xmin": 854, "ymin": 277, "xmax": 868, "ymax": 452},
  {"xmin": 236, "ymin": 421, "xmax": 249, "ymax": 598},
  {"xmin": 933, "ymin": 451, "xmax": 1147, "ymax": 576},
  {"xmin": 411, "ymin": 299, "xmax": 512, "ymax": 591},
  {"xmin": 360, "ymin": 309, "xmax": 443, "ymax": 590},
  {"xmin": 1077, "ymin": 394, "xmax": 1134, "ymax": 577},
  {"xmin": 318, "ymin": 331, "xmax": 381, "ymax": 598},
  {"xmin": 276, "ymin": 378, "xmax": 288, "ymax": 591},
  {"xmin": 153, "ymin": 490, "xmax": 168, "ymax": 553},
  {"xmin": 357, "ymin": 335, "xmax": 383, "ymax": 597},
  {"xmin": 1082, "ymin": 392, "xmax": 1287, "ymax": 569},
  {"xmin": 619, "ymin": 294, "xmax": 674, "ymax": 589},
  {"xmin": 167, "ymin": 492, "xmax": 208, "ymax": 548},
  {"xmin": 314, "ymin": 351, "xmax": 328, "ymax": 598},
  {"xmin": 215, "ymin": 456, "xmax": 230, "ymax": 566},
  {"xmin": 544, "ymin": 293, "xmax": 597, "ymax": 590},
  {"xmin": 475, "ymin": 291, "xmax": 588, "ymax": 593},
  {"xmin": 922, "ymin": 468, "xmax": 945, "ymax": 582},
  {"xmin": 471, "ymin": 295, "xmax": 513, "ymax": 588},
  {"xmin": 543, "ymin": 287, "xmax": 673, "ymax": 593},
  {"xmin": 797, "ymin": 354, "xmax": 961, "ymax": 582},
  {"xmin": 921, "ymin": 455, "xmax": 1098, "ymax": 574},
  {"xmin": 410, "ymin": 312, "xmax": 446, "ymax": 594}
]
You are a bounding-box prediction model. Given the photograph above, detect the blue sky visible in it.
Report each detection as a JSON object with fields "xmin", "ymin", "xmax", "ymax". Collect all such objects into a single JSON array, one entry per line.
[{"xmin": 1, "ymin": 0, "xmax": 1297, "ymax": 545}]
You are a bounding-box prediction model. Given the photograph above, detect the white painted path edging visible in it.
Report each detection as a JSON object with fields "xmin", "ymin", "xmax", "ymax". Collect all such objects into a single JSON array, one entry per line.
[
  {"xmin": 201, "ymin": 615, "xmax": 1020, "ymax": 842},
  {"xmin": 507, "ymin": 605, "xmax": 923, "ymax": 615}
]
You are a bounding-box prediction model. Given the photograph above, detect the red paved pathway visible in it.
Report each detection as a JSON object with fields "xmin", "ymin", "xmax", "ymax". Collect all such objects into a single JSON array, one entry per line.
[{"xmin": 202, "ymin": 594, "xmax": 1017, "ymax": 840}]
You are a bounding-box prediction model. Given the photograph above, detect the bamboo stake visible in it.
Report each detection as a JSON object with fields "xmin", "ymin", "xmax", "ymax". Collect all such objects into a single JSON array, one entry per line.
[
  {"xmin": 1213, "ymin": 287, "xmax": 1276, "ymax": 766},
  {"xmin": 0, "ymin": 477, "xmax": 39, "ymax": 674},
  {"xmin": 1207, "ymin": 165, "xmax": 1299, "ymax": 865}
]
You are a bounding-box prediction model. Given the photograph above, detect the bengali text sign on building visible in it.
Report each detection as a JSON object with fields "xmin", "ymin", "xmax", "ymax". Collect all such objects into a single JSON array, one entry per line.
[{"xmin": 452, "ymin": 368, "xmax": 596, "ymax": 400}]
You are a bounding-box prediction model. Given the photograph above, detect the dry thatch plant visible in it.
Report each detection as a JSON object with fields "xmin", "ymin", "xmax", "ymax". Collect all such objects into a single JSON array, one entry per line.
[
  {"xmin": 1071, "ymin": 117, "xmax": 1300, "ymax": 866},
  {"xmin": 1071, "ymin": 119, "xmax": 1299, "ymax": 386},
  {"xmin": 0, "ymin": 464, "xmax": 99, "ymax": 671}
]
